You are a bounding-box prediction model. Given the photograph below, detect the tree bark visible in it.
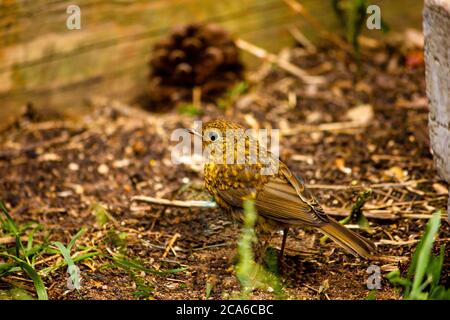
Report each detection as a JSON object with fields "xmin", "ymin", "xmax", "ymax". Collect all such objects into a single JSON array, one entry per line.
[{"xmin": 424, "ymin": 0, "xmax": 450, "ymax": 220}]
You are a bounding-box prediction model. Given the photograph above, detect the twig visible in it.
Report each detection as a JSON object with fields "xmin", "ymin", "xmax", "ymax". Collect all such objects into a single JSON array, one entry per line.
[
  {"xmin": 370, "ymin": 255, "xmax": 409, "ymax": 263},
  {"xmin": 291, "ymin": 154, "xmax": 314, "ymax": 164},
  {"xmin": 0, "ymin": 235, "xmax": 28, "ymax": 245},
  {"xmin": 288, "ymin": 25, "xmax": 317, "ymax": 53},
  {"xmin": 162, "ymin": 233, "xmax": 180, "ymax": 259},
  {"xmin": 371, "ymin": 239, "xmax": 450, "ymax": 247},
  {"xmin": 166, "ymin": 278, "xmax": 188, "ymax": 283},
  {"xmin": 282, "ymin": 0, "xmax": 350, "ymax": 52},
  {"xmin": 306, "ymin": 184, "xmax": 359, "ymax": 190},
  {"xmin": 160, "ymin": 258, "xmax": 189, "ymax": 267},
  {"xmin": 323, "ymin": 206, "xmax": 445, "ymax": 221},
  {"xmin": 365, "ymin": 198, "xmax": 447, "ymax": 210},
  {"xmin": 234, "ymin": 38, "xmax": 325, "ymax": 85},
  {"xmin": 34, "ymin": 253, "xmax": 61, "ymax": 266},
  {"xmin": 304, "ymin": 284, "xmax": 320, "ymax": 293},
  {"xmin": 131, "ymin": 195, "xmax": 217, "ymax": 208},
  {"xmin": 371, "ymin": 154, "xmax": 409, "ymax": 161},
  {"xmin": 376, "ymin": 239, "xmax": 419, "ymax": 246},
  {"xmin": 282, "ymin": 121, "xmax": 369, "ymax": 135},
  {"xmin": 140, "ymin": 240, "xmax": 188, "ymax": 253},
  {"xmin": 368, "ymin": 180, "xmax": 428, "ymax": 188},
  {"xmin": 306, "ymin": 180, "xmax": 428, "ymax": 190}
]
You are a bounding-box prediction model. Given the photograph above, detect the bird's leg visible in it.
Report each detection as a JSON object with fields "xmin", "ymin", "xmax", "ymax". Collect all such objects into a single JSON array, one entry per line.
[{"xmin": 279, "ymin": 228, "xmax": 289, "ymax": 260}]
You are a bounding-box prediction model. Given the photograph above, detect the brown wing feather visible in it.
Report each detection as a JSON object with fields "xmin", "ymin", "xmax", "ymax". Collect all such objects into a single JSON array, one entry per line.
[
  {"xmin": 255, "ymin": 178, "xmax": 327, "ymax": 226},
  {"xmin": 216, "ymin": 162, "xmax": 328, "ymax": 227},
  {"xmin": 278, "ymin": 163, "xmax": 329, "ymax": 221},
  {"xmin": 218, "ymin": 187, "xmax": 250, "ymax": 208}
]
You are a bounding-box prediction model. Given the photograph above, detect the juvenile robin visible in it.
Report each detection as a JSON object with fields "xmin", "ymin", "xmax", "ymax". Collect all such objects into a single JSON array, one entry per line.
[{"xmin": 188, "ymin": 119, "xmax": 375, "ymax": 259}]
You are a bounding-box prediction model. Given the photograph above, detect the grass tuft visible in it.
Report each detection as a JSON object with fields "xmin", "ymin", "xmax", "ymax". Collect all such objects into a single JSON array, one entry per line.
[
  {"xmin": 0, "ymin": 201, "xmax": 48, "ymax": 300},
  {"xmin": 387, "ymin": 210, "xmax": 450, "ymax": 300},
  {"xmin": 53, "ymin": 228, "xmax": 86, "ymax": 291}
]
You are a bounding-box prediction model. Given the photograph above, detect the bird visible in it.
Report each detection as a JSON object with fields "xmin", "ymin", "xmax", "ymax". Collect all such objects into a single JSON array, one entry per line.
[{"xmin": 187, "ymin": 119, "xmax": 376, "ymax": 259}]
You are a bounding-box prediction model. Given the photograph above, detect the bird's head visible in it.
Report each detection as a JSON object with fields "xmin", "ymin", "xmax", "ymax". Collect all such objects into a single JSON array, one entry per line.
[
  {"xmin": 187, "ymin": 119, "xmax": 244, "ymax": 148},
  {"xmin": 186, "ymin": 119, "xmax": 277, "ymax": 174},
  {"xmin": 186, "ymin": 120, "xmax": 246, "ymax": 163}
]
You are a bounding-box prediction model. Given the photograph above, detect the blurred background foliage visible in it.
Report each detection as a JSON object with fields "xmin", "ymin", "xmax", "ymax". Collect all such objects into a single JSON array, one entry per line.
[{"xmin": 0, "ymin": 0, "xmax": 422, "ymax": 127}]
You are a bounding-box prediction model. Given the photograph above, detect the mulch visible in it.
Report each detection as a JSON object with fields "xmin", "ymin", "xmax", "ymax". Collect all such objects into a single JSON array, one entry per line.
[{"xmin": 0, "ymin": 33, "xmax": 448, "ymax": 300}]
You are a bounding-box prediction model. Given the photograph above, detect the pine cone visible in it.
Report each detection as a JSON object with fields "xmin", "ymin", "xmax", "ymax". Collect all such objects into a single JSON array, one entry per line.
[{"xmin": 147, "ymin": 23, "xmax": 244, "ymax": 107}]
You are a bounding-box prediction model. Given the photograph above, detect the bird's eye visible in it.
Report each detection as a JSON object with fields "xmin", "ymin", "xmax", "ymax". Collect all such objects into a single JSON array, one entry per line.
[{"xmin": 208, "ymin": 132, "xmax": 218, "ymax": 141}]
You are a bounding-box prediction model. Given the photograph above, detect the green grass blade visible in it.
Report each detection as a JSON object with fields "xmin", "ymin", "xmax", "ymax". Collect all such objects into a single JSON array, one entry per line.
[
  {"xmin": 53, "ymin": 241, "xmax": 81, "ymax": 290},
  {"xmin": 73, "ymin": 252, "xmax": 99, "ymax": 263},
  {"xmin": 0, "ymin": 201, "xmax": 24, "ymax": 258},
  {"xmin": 410, "ymin": 210, "xmax": 441, "ymax": 298},
  {"xmin": 0, "ymin": 262, "xmax": 16, "ymax": 276},
  {"xmin": 17, "ymin": 260, "xmax": 48, "ymax": 300},
  {"xmin": 1, "ymin": 253, "xmax": 48, "ymax": 300},
  {"xmin": 26, "ymin": 229, "xmax": 35, "ymax": 253},
  {"xmin": 0, "ymin": 201, "xmax": 18, "ymax": 234},
  {"xmin": 53, "ymin": 242, "xmax": 75, "ymax": 265},
  {"xmin": 112, "ymin": 255, "xmax": 186, "ymax": 275},
  {"xmin": 68, "ymin": 228, "xmax": 86, "ymax": 251},
  {"xmin": 428, "ymin": 244, "xmax": 445, "ymax": 288}
]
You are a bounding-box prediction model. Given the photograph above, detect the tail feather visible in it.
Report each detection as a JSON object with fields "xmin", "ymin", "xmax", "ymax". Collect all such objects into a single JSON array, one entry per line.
[{"xmin": 320, "ymin": 218, "xmax": 376, "ymax": 259}]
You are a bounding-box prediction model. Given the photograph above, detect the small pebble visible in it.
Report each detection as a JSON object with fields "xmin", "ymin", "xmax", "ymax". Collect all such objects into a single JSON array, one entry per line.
[
  {"xmin": 68, "ymin": 163, "xmax": 79, "ymax": 171},
  {"xmin": 72, "ymin": 184, "xmax": 84, "ymax": 194},
  {"xmin": 97, "ymin": 164, "xmax": 109, "ymax": 175},
  {"xmin": 113, "ymin": 159, "xmax": 130, "ymax": 168},
  {"xmin": 57, "ymin": 191, "xmax": 72, "ymax": 198},
  {"xmin": 182, "ymin": 177, "xmax": 190, "ymax": 184}
]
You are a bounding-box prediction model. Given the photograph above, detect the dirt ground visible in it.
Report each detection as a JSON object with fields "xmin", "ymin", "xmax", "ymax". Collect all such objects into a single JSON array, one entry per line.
[{"xmin": 0, "ymin": 34, "xmax": 449, "ymax": 300}]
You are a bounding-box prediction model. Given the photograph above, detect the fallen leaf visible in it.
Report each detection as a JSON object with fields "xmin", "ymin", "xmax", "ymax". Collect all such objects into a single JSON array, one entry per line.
[
  {"xmin": 405, "ymin": 50, "xmax": 424, "ymax": 68},
  {"xmin": 335, "ymin": 157, "xmax": 352, "ymax": 175},
  {"xmin": 346, "ymin": 104, "xmax": 374, "ymax": 126},
  {"xmin": 432, "ymin": 183, "xmax": 449, "ymax": 195},
  {"xmin": 383, "ymin": 166, "xmax": 407, "ymax": 181},
  {"xmin": 244, "ymin": 113, "xmax": 259, "ymax": 130}
]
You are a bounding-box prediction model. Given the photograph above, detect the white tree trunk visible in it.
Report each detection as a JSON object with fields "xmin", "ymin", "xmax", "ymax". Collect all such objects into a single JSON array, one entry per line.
[{"xmin": 424, "ymin": 0, "xmax": 450, "ymax": 219}]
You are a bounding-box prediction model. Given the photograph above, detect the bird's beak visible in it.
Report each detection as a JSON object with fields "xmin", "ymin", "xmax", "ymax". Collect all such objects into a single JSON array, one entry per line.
[{"xmin": 186, "ymin": 128, "xmax": 203, "ymax": 138}]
